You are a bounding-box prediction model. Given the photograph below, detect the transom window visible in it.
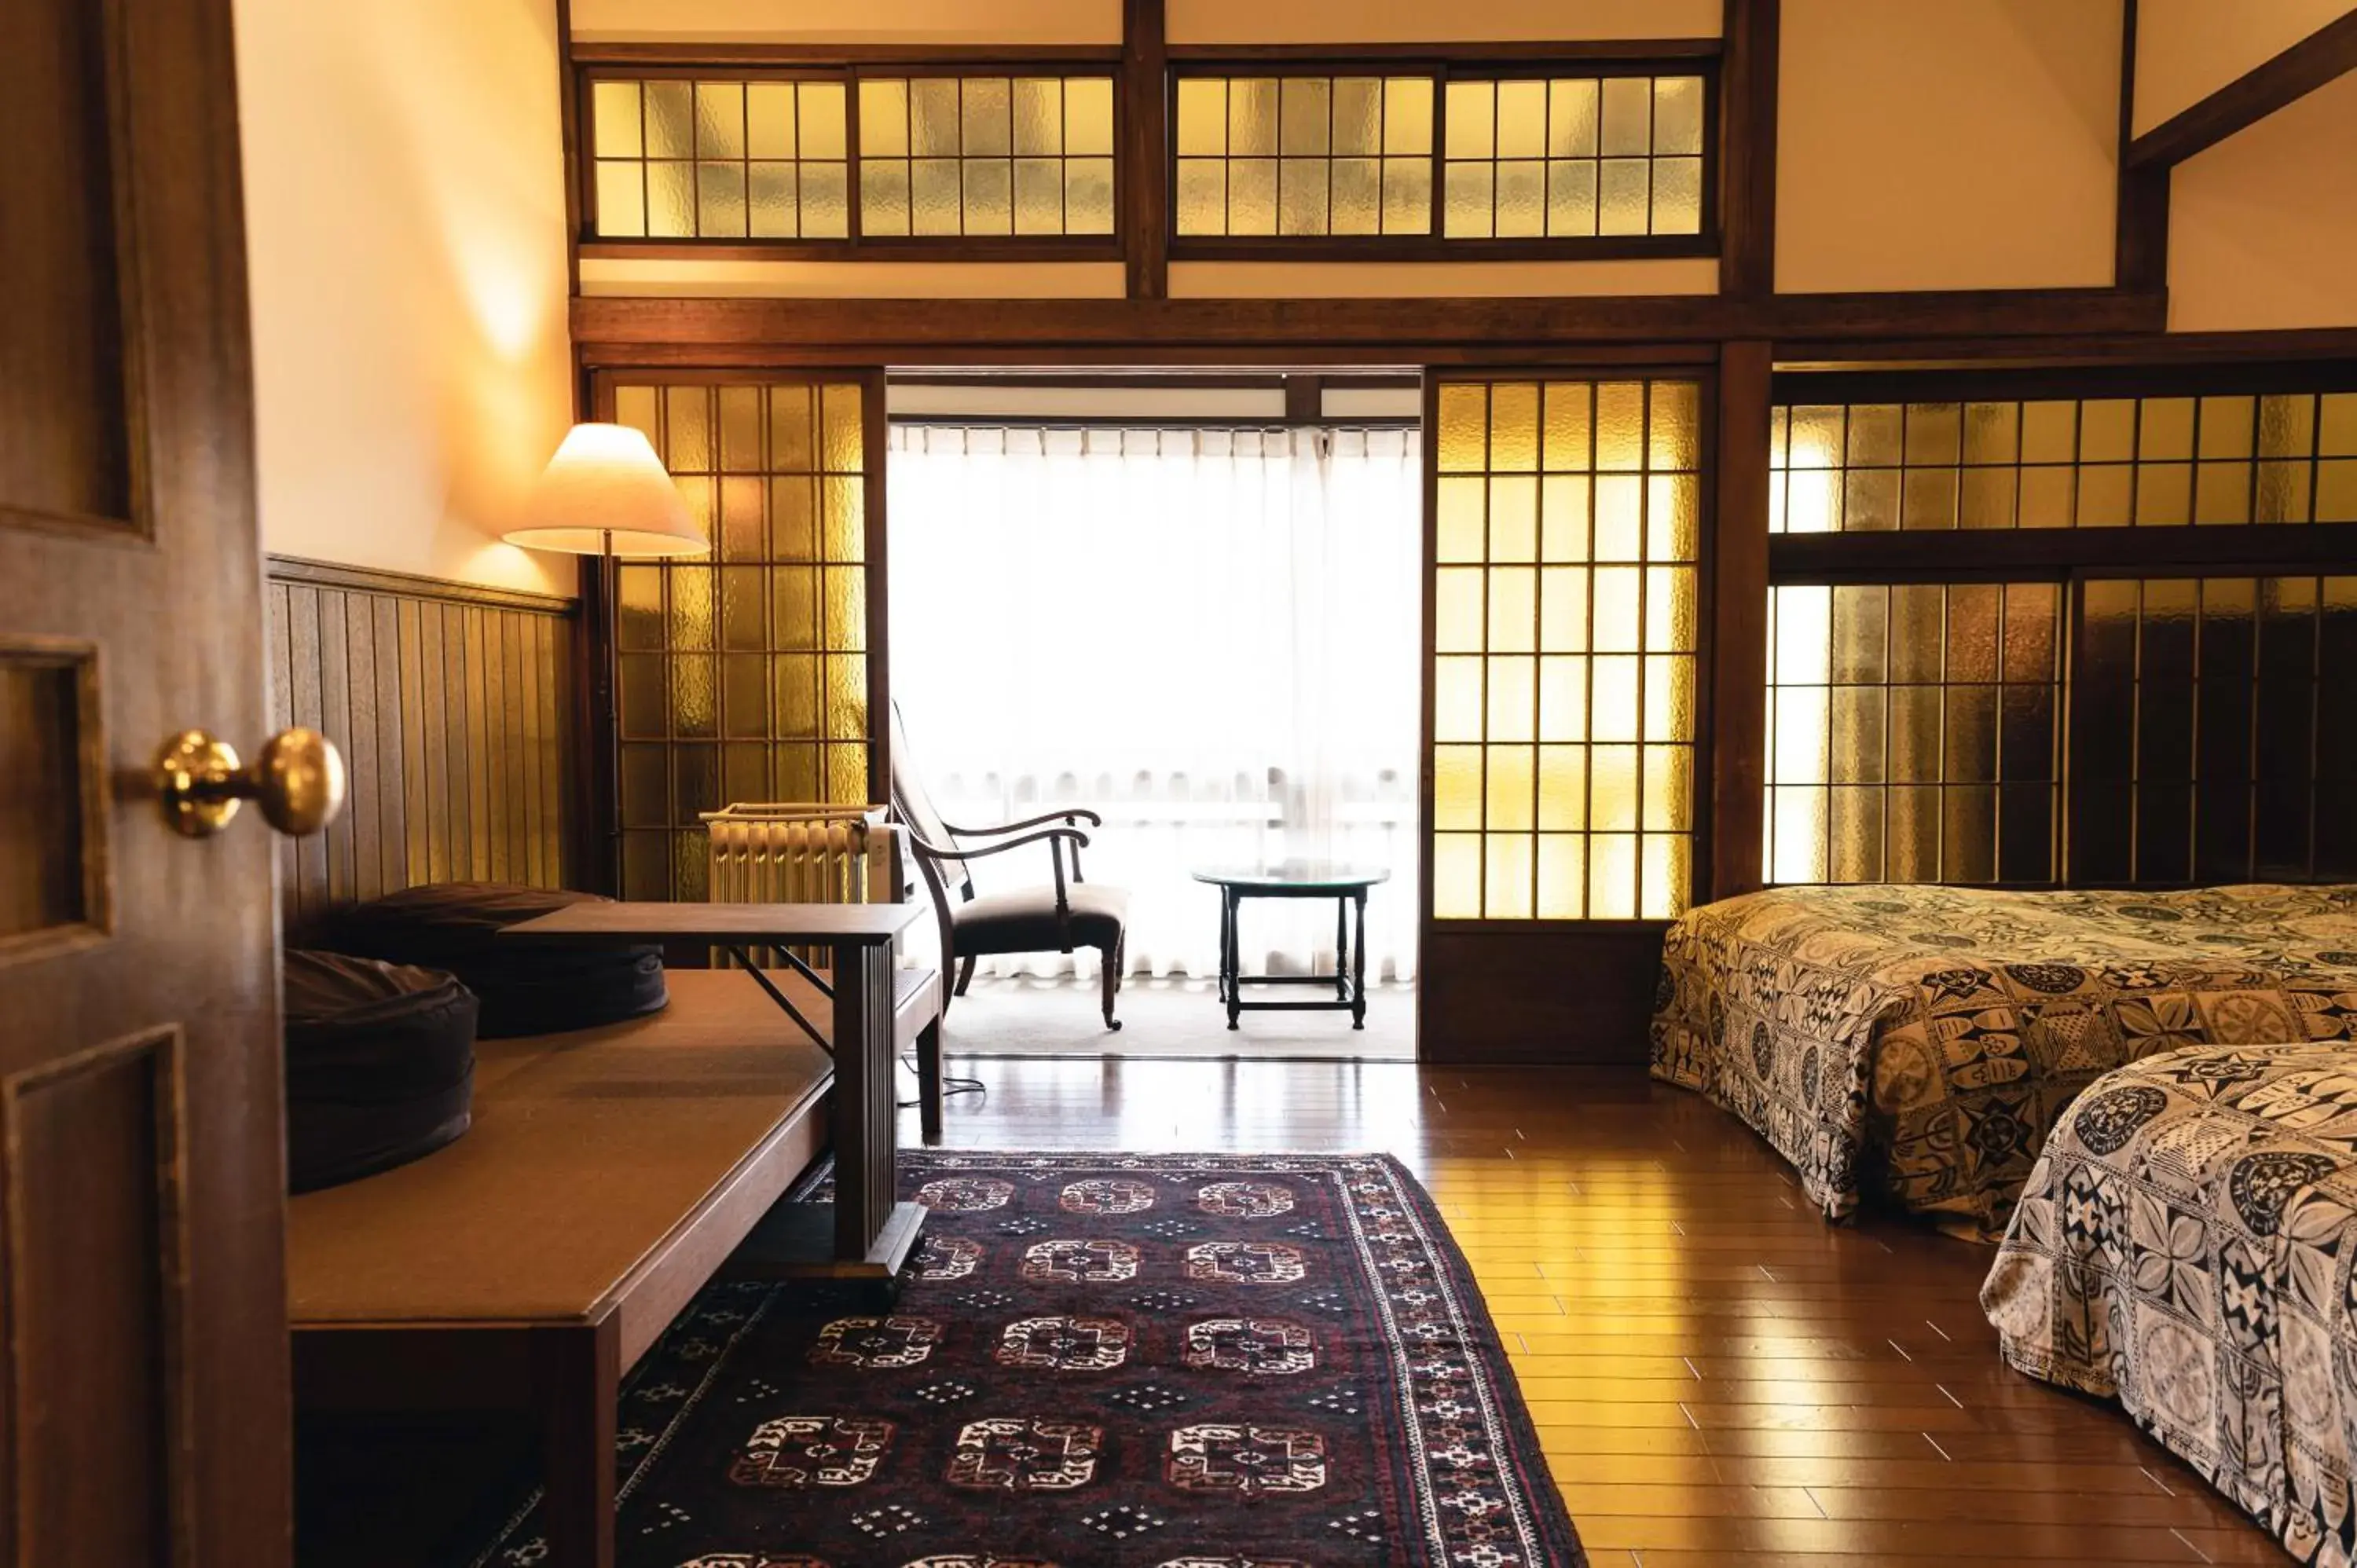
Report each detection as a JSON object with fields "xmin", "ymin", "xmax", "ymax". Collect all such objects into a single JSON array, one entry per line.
[
  {"xmin": 1772, "ymin": 393, "xmax": 2357, "ymax": 533},
  {"xmin": 1174, "ymin": 75, "xmax": 1435, "ymax": 236},
  {"xmin": 1441, "ymin": 74, "xmax": 1705, "ymax": 239},
  {"xmin": 583, "ymin": 69, "xmax": 1119, "ymax": 245},
  {"xmin": 591, "ymin": 78, "xmax": 849, "ymax": 240},
  {"xmin": 1172, "ymin": 62, "xmax": 1713, "ymax": 248},
  {"xmin": 856, "ymin": 75, "xmax": 1116, "ymax": 236}
]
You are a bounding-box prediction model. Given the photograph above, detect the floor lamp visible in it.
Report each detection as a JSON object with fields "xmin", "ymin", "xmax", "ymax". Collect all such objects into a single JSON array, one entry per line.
[{"xmin": 506, "ymin": 423, "xmax": 709, "ymax": 895}]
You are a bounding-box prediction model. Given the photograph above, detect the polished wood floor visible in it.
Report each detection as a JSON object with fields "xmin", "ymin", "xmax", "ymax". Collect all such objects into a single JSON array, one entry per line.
[{"xmin": 914, "ymin": 1054, "xmax": 2297, "ymax": 1567}]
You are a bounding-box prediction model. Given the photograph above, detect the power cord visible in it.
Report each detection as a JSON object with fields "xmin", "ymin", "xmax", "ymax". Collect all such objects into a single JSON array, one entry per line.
[{"xmin": 897, "ymin": 1052, "xmax": 986, "ymax": 1111}]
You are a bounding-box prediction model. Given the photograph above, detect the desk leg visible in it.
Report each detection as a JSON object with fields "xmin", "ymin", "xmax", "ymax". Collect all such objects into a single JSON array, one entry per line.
[
  {"xmin": 917, "ymin": 1013, "xmax": 944, "ymax": 1143},
  {"xmin": 832, "ymin": 942, "xmax": 927, "ymax": 1284},
  {"xmin": 531, "ymin": 1319, "xmax": 617, "ymax": 1568}
]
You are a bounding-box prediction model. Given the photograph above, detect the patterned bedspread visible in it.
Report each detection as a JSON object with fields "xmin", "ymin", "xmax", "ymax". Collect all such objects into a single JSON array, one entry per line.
[
  {"xmin": 1984, "ymin": 1046, "xmax": 2357, "ymax": 1566},
  {"xmin": 1650, "ymin": 883, "xmax": 2357, "ymax": 1236}
]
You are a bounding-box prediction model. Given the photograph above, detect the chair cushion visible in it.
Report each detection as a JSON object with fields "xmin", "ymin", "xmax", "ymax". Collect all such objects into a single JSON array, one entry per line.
[
  {"xmin": 329, "ymin": 881, "xmax": 667, "ymax": 1038},
  {"xmin": 283, "ymin": 950, "xmax": 477, "ymax": 1193},
  {"xmin": 951, "ymin": 881, "xmax": 1127, "ymax": 955}
]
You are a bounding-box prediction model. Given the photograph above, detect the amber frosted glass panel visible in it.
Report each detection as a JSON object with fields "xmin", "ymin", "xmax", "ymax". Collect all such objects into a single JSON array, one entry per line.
[
  {"xmin": 1175, "ymin": 75, "xmax": 1432, "ymax": 236},
  {"xmin": 611, "ymin": 381, "xmax": 874, "ymax": 899},
  {"xmin": 859, "ymin": 75, "xmax": 1114, "ymax": 236},
  {"xmin": 1770, "ymin": 390, "xmax": 2356, "ymax": 533},
  {"xmin": 1764, "ymin": 582, "xmax": 2062, "ymax": 886},
  {"xmin": 591, "ymin": 77, "xmax": 849, "ymax": 239},
  {"xmin": 1442, "ymin": 73, "xmax": 1703, "ymax": 239},
  {"xmin": 2073, "ymin": 575, "xmax": 2357, "ymax": 885},
  {"xmin": 1431, "ymin": 377, "xmax": 1700, "ymax": 922}
]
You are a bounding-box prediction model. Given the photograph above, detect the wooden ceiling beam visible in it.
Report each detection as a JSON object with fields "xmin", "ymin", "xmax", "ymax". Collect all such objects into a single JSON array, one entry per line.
[
  {"xmin": 572, "ymin": 288, "xmax": 2164, "ymax": 359},
  {"xmin": 2125, "ymin": 8, "xmax": 2357, "ymax": 170}
]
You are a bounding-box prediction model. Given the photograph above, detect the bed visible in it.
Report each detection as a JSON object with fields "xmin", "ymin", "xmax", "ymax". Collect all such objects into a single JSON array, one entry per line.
[
  {"xmin": 1650, "ymin": 883, "xmax": 2357, "ymax": 1237},
  {"xmin": 1983, "ymin": 1045, "xmax": 2357, "ymax": 1566}
]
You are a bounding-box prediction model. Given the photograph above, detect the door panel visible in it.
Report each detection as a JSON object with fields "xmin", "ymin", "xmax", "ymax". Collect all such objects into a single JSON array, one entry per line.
[
  {"xmin": 5, "ymin": 1028, "xmax": 184, "ymax": 1564},
  {"xmin": 0, "ymin": 0, "xmax": 291, "ymax": 1563},
  {"xmin": 1418, "ymin": 369, "xmax": 1709, "ymax": 1064}
]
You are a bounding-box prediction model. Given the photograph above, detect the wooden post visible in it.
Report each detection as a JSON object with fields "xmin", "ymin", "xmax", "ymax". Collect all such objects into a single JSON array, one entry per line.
[
  {"xmin": 532, "ymin": 1317, "xmax": 618, "ymax": 1568},
  {"xmin": 1710, "ymin": 340, "xmax": 1772, "ymax": 902},
  {"xmin": 1122, "ymin": 0, "xmax": 1169, "ymax": 299}
]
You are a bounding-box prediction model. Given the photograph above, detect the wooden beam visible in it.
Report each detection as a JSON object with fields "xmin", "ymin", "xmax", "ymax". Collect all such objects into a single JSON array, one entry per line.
[
  {"xmin": 1718, "ymin": 0, "xmax": 1781, "ymax": 299},
  {"xmin": 1122, "ymin": 0, "xmax": 1168, "ymax": 299},
  {"xmin": 569, "ymin": 41, "xmax": 1124, "ymax": 64},
  {"xmin": 1773, "ymin": 324, "xmax": 2357, "ymax": 370},
  {"xmin": 572, "ymin": 287, "xmax": 2165, "ymax": 357},
  {"xmin": 2125, "ymin": 8, "xmax": 2357, "ymax": 170},
  {"xmin": 1283, "ymin": 374, "xmax": 1321, "ymax": 423},
  {"xmin": 1708, "ymin": 341, "xmax": 1771, "ymax": 902},
  {"xmin": 1769, "ymin": 522, "xmax": 2357, "ymax": 584},
  {"xmin": 2113, "ymin": 0, "xmax": 2169, "ymax": 292}
]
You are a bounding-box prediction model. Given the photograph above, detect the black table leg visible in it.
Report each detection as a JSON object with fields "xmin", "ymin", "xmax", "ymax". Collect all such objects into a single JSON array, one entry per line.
[
  {"xmin": 1334, "ymin": 896, "xmax": 1348, "ymax": 1002},
  {"xmin": 1352, "ymin": 888, "xmax": 1369, "ymax": 1029},
  {"xmin": 1224, "ymin": 888, "xmax": 1241, "ymax": 1030}
]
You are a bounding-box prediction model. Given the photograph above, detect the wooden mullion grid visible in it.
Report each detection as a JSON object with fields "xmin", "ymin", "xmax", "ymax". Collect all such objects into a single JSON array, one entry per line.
[
  {"xmin": 575, "ymin": 59, "xmax": 1128, "ymax": 256},
  {"xmin": 584, "ymin": 368, "xmax": 896, "ymax": 888},
  {"xmin": 1165, "ymin": 53, "xmax": 1722, "ymax": 260}
]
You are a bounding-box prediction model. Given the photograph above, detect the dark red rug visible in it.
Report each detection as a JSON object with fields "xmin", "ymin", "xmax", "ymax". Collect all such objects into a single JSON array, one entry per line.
[{"xmin": 474, "ymin": 1151, "xmax": 1582, "ymax": 1568}]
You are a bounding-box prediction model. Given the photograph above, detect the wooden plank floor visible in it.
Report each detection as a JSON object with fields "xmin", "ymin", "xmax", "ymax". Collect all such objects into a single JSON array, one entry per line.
[{"xmin": 910, "ymin": 1055, "xmax": 2297, "ymax": 1567}]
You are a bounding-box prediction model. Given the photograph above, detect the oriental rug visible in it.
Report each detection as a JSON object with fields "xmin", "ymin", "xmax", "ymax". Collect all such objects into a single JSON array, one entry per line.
[{"xmin": 474, "ymin": 1150, "xmax": 1582, "ymax": 1568}]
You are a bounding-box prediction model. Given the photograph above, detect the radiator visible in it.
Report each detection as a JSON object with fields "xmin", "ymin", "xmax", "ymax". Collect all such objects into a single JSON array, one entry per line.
[{"xmin": 703, "ymin": 804, "xmax": 899, "ymax": 971}]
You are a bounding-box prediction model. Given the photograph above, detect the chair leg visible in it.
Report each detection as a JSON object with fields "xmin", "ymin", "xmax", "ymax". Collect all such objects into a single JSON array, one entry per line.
[
  {"xmin": 954, "ymin": 954, "xmax": 977, "ymax": 997},
  {"xmin": 1100, "ymin": 936, "xmax": 1124, "ymax": 1031}
]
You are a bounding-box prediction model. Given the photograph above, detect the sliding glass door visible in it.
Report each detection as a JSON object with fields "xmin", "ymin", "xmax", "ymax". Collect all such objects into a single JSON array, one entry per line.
[
  {"xmin": 1419, "ymin": 369, "xmax": 1712, "ymax": 1061},
  {"xmin": 593, "ymin": 371, "xmax": 889, "ymax": 900}
]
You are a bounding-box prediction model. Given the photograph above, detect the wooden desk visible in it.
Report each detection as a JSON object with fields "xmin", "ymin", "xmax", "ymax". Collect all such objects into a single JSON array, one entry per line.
[
  {"xmin": 289, "ymin": 962, "xmax": 940, "ymax": 1568},
  {"xmin": 500, "ymin": 900, "xmax": 930, "ymax": 1274}
]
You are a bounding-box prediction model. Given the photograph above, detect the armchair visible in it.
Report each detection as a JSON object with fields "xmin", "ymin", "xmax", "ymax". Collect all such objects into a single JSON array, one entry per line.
[{"xmin": 889, "ymin": 707, "xmax": 1128, "ymax": 1031}]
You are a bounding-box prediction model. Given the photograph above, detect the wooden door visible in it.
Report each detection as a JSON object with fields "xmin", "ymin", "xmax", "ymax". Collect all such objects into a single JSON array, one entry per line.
[
  {"xmin": 1417, "ymin": 369, "xmax": 1713, "ymax": 1063},
  {"xmin": 0, "ymin": 1, "xmax": 292, "ymax": 1563}
]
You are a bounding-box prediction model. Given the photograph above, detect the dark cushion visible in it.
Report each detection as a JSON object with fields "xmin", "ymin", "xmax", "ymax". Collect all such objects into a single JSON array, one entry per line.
[
  {"xmin": 284, "ymin": 950, "xmax": 477, "ymax": 1193},
  {"xmin": 329, "ymin": 882, "xmax": 667, "ymax": 1038},
  {"xmin": 951, "ymin": 881, "xmax": 1127, "ymax": 955}
]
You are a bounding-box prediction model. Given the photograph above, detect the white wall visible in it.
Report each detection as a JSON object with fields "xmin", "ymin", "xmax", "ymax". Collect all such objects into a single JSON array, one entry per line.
[
  {"xmin": 1776, "ymin": 0, "xmax": 2123, "ymax": 293},
  {"xmin": 572, "ymin": 0, "xmax": 1120, "ymax": 44},
  {"xmin": 2133, "ymin": 0, "xmax": 2355, "ymax": 134},
  {"xmin": 2168, "ymin": 68, "xmax": 2357, "ymax": 332},
  {"xmin": 235, "ymin": 0, "xmax": 576, "ymax": 594},
  {"xmin": 1167, "ymin": 0, "xmax": 1717, "ymax": 43}
]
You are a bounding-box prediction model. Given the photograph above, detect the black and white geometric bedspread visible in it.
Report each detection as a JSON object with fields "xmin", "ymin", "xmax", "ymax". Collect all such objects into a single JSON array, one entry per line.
[{"xmin": 1983, "ymin": 1045, "xmax": 2357, "ymax": 1566}]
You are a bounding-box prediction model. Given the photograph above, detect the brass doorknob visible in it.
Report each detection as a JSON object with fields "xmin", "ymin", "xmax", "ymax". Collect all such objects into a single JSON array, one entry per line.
[{"xmin": 154, "ymin": 727, "xmax": 347, "ymax": 838}]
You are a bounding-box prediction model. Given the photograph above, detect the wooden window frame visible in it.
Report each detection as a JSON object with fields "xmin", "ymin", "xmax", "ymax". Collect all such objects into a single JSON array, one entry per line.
[
  {"xmin": 1167, "ymin": 48, "xmax": 1722, "ymax": 262},
  {"xmin": 575, "ymin": 61, "xmax": 1127, "ymax": 262}
]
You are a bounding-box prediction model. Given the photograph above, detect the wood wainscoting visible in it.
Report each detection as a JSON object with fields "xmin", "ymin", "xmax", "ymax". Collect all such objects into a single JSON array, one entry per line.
[{"xmin": 264, "ymin": 557, "xmax": 577, "ymax": 943}]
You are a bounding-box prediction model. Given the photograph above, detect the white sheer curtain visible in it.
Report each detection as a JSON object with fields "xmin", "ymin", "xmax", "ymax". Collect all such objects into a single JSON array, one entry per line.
[{"xmin": 889, "ymin": 423, "xmax": 1421, "ymax": 983}]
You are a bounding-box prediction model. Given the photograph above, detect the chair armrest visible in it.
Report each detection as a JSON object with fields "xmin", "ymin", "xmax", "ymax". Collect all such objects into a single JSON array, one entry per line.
[
  {"xmin": 902, "ymin": 825, "xmax": 1092, "ymax": 863},
  {"xmin": 939, "ymin": 807, "xmax": 1104, "ymax": 835}
]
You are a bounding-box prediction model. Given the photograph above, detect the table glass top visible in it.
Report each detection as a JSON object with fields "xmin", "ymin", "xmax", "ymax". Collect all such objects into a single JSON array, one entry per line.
[{"xmin": 1191, "ymin": 861, "xmax": 1392, "ymax": 891}]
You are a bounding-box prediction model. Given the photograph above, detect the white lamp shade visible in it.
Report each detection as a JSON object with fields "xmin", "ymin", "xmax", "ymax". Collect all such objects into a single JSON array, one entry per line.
[{"xmin": 504, "ymin": 423, "xmax": 708, "ymax": 557}]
